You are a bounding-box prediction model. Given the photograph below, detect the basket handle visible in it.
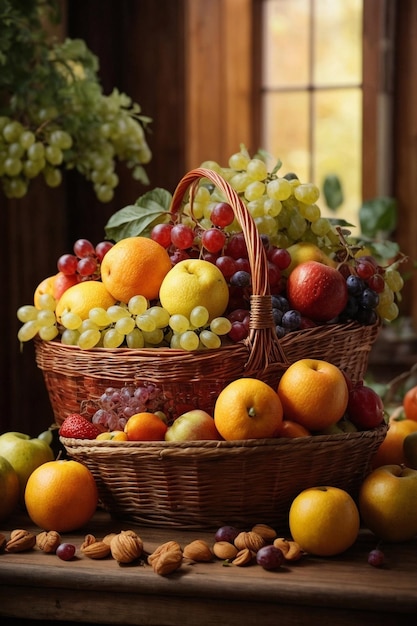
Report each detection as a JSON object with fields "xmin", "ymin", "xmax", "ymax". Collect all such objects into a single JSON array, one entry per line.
[{"xmin": 170, "ymin": 167, "xmax": 288, "ymax": 373}]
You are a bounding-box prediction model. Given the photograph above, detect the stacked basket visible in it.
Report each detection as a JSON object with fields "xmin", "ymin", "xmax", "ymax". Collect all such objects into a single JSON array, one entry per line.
[{"xmin": 36, "ymin": 168, "xmax": 385, "ymax": 529}]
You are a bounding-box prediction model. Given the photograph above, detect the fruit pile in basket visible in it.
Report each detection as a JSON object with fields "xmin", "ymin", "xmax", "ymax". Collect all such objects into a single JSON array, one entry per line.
[{"xmin": 17, "ymin": 149, "xmax": 405, "ymax": 353}]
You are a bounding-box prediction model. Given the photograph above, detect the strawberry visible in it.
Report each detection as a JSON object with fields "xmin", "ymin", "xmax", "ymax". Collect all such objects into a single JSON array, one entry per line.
[{"xmin": 59, "ymin": 413, "xmax": 103, "ymax": 439}]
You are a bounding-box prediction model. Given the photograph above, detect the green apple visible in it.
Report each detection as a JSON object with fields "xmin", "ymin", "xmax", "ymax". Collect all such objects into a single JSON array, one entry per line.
[
  {"xmin": 0, "ymin": 455, "xmax": 20, "ymax": 521},
  {"xmin": 0, "ymin": 432, "xmax": 54, "ymax": 499},
  {"xmin": 358, "ymin": 464, "xmax": 417, "ymax": 542},
  {"xmin": 403, "ymin": 431, "xmax": 417, "ymax": 469}
]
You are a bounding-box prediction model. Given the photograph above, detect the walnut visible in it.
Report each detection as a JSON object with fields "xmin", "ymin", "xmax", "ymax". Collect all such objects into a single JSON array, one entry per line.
[
  {"xmin": 36, "ymin": 530, "xmax": 61, "ymax": 553},
  {"xmin": 110, "ymin": 530, "xmax": 143, "ymax": 563},
  {"xmin": 148, "ymin": 541, "xmax": 183, "ymax": 575},
  {"xmin": 5, "ymin": 529, "xmax": 36, "ymax": 553},
  {"xmin": 234, "ymin": 531, "xmax": 265, "ymax": 553},
  {"xmin": 183, "ymin": 539, "xmax": 213, "ymax": 562},
  {"xmin": 102, "ymin": 532, "xmax": 117, "ymax": 546}
]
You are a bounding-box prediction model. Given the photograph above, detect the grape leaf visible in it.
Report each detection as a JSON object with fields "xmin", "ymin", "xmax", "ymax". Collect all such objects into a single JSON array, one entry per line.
[
  {"xmin": 104, "ymin": 188, "xmax": 172, "ymax": 241},
  {"xmin": 323, "ymin": 174, "xmax": 344, "ymax": 211},
  {"xmin": 359, "ymin": 197, "xmax": 397, "ymax": 238}
]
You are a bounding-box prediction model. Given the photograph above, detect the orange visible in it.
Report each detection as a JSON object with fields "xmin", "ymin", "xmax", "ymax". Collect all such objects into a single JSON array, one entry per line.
[
  {"xmin": 100, "ymin": 236, "xmax": 172, "ymax": 302},
  {"xmin": 124, "ymin": 412, "xmax": 168, "ymax": 441},
  {"xmin": 277, "ymin": 420, "xmax": 311, "ymax": 438},
  {"xmin": 289, "ymin": 486, "xmax": 360, "ymax": 556},
  {"xmin": 213, "ymin": 378, "xmax": 283, "ymax": 440},
  {"xmin": 403, "ymin": 385, "xmax": 417, "ymax": 421},
  {"xmin": 277, "ymin": 358, "xmax": 349, "ymax": 431},
  {"xmin": 24, "ymin": 459, "xmax": 98, "ymax": 532},
  {"xmin": 55, "ymin": 280, "xmax": 116, "ymax": 323},
  {"xmin": 372, "ymin": 417, "xmax": 417, "ymax": 468}
]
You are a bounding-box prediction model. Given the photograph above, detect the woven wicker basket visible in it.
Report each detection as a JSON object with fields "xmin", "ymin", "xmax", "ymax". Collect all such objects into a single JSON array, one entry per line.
[
  {"xmin": 61, "ymin": 424, "xmax": 387, "ymax": 530},
  {"xmin": 35, "ymin": 167, "xmax": 380, "ymax": 426}
]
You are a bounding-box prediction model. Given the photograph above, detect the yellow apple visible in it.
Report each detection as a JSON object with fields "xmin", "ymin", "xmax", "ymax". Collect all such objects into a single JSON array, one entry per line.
[
  {"xmin": 358, "ymin": 465, "xmax": 417, "ymax": 542},
  {"xmin": 159, "ymin": 259, "xmax": 229, "ymax": 322},
  {"xmin": 289, "ymin": 486, "xmax": 360, "ymax": 556},
  {"xmin": 283, "ymin": 242, "xmax": 336, "ymax": 276}
]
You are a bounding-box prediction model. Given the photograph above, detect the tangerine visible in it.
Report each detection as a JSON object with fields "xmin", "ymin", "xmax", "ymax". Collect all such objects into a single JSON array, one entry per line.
[
  {"xmin": 403, "ymin": 385, "xmax": 417, "ymax": 421},
  {"xmin": 277, "ymin": 359, "xmax": 349, "ymax": 431},
  {"xmin": 124, "ymin": 412, "xmax": 168, "ymax": 441},
  {"xmin": 24, "ymin": 460, "xmax": 98, "ymax": 532},
  {"xmin": 214, "ymin": 378, "xmax": 283, "ymax": 440},
  {"xmin": 100, "ymin": 236, "xmax": 172, "ymax": 302},
  {"xmin": 55, "ymin": 280, "xmax": 116, "ymax": 323},
  {"xmin": 372, "ymin": 417, "xmax": 417, "ymax": 468}
]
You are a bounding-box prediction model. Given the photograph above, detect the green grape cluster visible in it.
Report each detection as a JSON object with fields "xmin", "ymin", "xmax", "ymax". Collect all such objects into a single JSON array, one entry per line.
[
  {"xmin": 17, "ymin": 294, "xmax": 232, "ymax": 352},
  {"xmin": 0, "ymin": 2, "xmax": 151, "ymax": 201},
  {"xmin": 196, "ymin": 146, "xmax": 340, "ymax": 254}
]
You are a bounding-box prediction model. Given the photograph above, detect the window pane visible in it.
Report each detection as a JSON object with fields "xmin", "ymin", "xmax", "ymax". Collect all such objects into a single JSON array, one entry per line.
[
  {"xmin": 262, "ymin": 0, "xmax": 310, "ymax": 88},
  {"xmin": 314, "ymin": 88, "xmax": 362, "ymax": 230},
  {"xmin": 314, "ymin": 0, "xmax": 363, "ymax": 86},
  {"xmin": 262, "ymin": 92, "xmax": 310, "ymax": 181}
]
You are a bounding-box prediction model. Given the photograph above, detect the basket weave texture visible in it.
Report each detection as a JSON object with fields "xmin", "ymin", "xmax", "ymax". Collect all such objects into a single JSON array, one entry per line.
[
  {"xmin": 35, "ymin": 167, "xmax": 380, "ymax": 426},
  {"xmin": 61, "ymin": 424, "xmax": 387, "ymax": 530}
]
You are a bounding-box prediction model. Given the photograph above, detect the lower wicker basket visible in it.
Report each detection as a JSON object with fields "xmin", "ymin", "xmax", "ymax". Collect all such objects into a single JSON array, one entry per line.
[{"xmin": 61, "ymin": 424, "xmax": 387, "ymax": 530}]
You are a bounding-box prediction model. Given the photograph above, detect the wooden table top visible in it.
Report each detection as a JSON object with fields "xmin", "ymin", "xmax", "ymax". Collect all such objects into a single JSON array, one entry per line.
[{"xmin": 1, "ymin": 509, "xmax": 416, "ymax": 626}]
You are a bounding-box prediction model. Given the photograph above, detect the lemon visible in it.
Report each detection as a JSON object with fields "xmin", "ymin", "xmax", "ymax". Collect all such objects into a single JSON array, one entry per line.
[
  {"xmin": 55, "ymin": 280, "xmax": 116, "ymax": 323},
  {"xmin": 159, "ymin": 259, "xmax": 229, "ymax": 322}
]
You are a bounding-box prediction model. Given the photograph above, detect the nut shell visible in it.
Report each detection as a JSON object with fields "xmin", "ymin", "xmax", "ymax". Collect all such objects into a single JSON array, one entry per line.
[
  {"xmin": 36, "ymin": 530, "xmax": 61, "ymax": 553},
  {"xmin": 6, "ymin": 529, "xmax": 36, "ymax": 553},
  {"xmin": 110, "ymin": 530, "xmax": 143, "ymax": 563},
  {"xmin": 82, "ymin": 541, "xmax": 111, "ymax": 559},
  {"xmin": 234, "ymin": 531, "xmax": 265, "ymax": 553},
  {"xmin": 183, "ymin": 539, "xmax": 212, "ymax": 562},
  {"xmin": 148, "ymin": 541, "xmax": 183, "ymax": 575}
]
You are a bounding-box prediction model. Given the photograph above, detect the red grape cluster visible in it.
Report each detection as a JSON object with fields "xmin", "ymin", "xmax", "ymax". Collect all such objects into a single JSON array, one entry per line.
[
  {"xmin": 82, "ymin": 383, "xmax": 166, "ymax": 431},
  {"xmin": 57, "ymin": 238, "xmax": 114, "ymax": 282}
]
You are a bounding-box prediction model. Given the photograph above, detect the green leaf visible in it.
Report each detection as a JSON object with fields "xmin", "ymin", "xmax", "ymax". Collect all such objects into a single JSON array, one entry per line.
[
  {"xmin": 359, "ymin": 197, "xmax": 397, "ymax": 238},
  {"xmin": 323, "ymin": 174, "xmax": 344, "ymax": 211},
  {"xmin": 104, "ymin": 188, "xmax": 172, "ymax": 241}
]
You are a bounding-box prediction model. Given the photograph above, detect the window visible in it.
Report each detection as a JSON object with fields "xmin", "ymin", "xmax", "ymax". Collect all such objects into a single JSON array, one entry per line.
[{"xmin": 260, "ymin": 0, "xmax": 363, "ymax": 231}]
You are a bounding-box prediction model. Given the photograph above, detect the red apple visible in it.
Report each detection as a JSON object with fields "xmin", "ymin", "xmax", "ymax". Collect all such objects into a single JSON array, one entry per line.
[
  {"xmin": 346, "ymin": 381, "xmax": 385, "ymax": 430},
  {"xmin": 286, "ymin": 261, "xmax": 348, "ymax": 322},
  {"xmin": 53, "ymin": 272, "xmax": 79, "ymax": 301},
  {"xmin": 165, "ymin": 409, "xmax": 222, "ymax": 442}
]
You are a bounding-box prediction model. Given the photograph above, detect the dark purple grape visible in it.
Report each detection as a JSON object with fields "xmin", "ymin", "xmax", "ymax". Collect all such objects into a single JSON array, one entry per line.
[
  {"xmin": 271, "ymin": 294, "xmax": 290, "ymax": 312},
  {"xmin": 360, "ymin": 288, "xmax": 379, "ymax": 310},
  {"xmin": 346, "ymin": 274, "xmax": 365, "ymax": 296},
  {"xmin": 368, "ymin": 548, "xmax": 385, "ymax": 568},
  {"xmin": 214, "ymin": 525, "xmax": 240, "ymax": 544},
  {"xmin": 356, "ymin": 307, "xmax": 378, "ymax": 325},
  {"xmin": 281, "ymin": 309, "xmax": 302, "ymax": 330},
  {"xmin": 56, "ymin": 543, "xmax": 76, "ymax": 561},
  {"xmin": 230, "ymin": 270, "xmax": 251, "ymax": 288},
  {"xmin": 272, "ymin": 308, "xmax": 283, "ymax": 325},
  {"xmin": 275, "ymin": 325, "xmax": 286, "ymax": 339},
  {"xmin": 256, "ymin": 545, "xmax": 285, "ymax": 570},
  {"xmin": 342, "ymin": 296, "xmax": 359, "ymax": 318}
]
